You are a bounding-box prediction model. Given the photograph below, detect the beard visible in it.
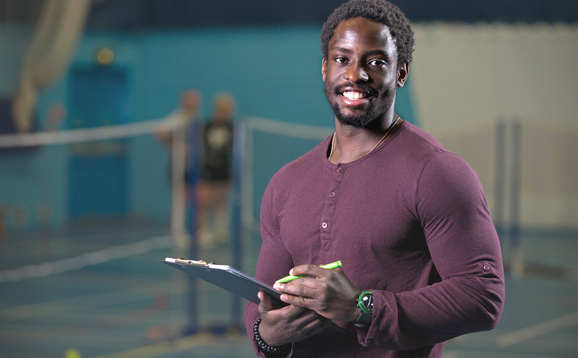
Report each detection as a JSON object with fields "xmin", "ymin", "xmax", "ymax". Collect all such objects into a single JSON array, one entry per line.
[
  {"xmin": 326, "ymin": 82, "xmax": 384, "ymax": 128},
  {"xmin": 331, "ymin": 102, "xmax": 381, "ymax": 128}
]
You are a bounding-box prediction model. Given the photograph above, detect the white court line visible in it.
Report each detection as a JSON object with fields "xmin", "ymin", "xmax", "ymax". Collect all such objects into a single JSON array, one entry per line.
[
  {"xmin": 0, "ymin": 235, "xmax": 170, "ymax": 283},
  {"xmin": 497, "ymin": 311, "xmax": 578, "ymax": 347}
]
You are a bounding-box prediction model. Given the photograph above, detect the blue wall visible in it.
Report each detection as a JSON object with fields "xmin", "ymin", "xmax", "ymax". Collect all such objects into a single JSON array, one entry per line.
[{"xmin": 1, "ymin": 25, "xmax": 416, "ymax": 229}]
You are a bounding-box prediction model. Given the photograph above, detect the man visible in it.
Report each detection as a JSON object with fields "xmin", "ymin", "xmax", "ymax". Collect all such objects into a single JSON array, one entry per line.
[
  {"xmin": 156, "ymin": 89, "xmax": 203, "ymax": 246},
  {"xmin": 244, "ymin": 0, "xmax": 505, "ymax": 357}
]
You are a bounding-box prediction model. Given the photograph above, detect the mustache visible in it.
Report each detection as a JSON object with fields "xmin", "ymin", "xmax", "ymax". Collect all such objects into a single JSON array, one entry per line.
[{"xmin": 333, "ymin": 82, "xmax": 378, "ymax": 97}]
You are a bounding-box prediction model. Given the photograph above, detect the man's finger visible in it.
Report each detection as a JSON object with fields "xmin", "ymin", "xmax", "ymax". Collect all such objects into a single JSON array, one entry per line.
[
  {"xmin": 275, "ymin": 281, "xmax": 316, "ymax": 299},
  {"xmin": 280, "ymin": 292, "xmax": 314, "ymax": 309},
  {"xmin": 290, "ymin": 264, "xmax": 338, "ymax": 280},
  {"xmin": 290, "ymin": 264, "xmax": 323, "ymax": 278},
  {"xmin": 258, "ymin": 291, "xmax": 275, "ymax": 313}
]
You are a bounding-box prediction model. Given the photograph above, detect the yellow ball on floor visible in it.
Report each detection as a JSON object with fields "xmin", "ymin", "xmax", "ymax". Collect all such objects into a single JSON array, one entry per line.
[{"xmin": 65, "ymin": 348, "xmax": 81, "ymax": 358}]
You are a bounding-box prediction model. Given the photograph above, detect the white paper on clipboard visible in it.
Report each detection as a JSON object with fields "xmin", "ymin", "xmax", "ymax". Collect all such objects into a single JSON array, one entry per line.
[{"xmin": 161, "ymin": 257, "xmax": 286, "ymax": 306}]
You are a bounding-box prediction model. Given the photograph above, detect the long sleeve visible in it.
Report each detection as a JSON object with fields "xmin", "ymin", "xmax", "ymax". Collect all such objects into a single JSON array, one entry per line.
[
  {"xmin": 357, "ymin": 151, "xmax": 505, "ymax": 349},
  {"xmin": 244, "ymin": 173, "xmax": 296, "ymax": 358}
]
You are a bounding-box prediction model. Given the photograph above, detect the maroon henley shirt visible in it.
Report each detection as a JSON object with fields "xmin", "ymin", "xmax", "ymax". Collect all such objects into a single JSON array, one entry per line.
[{"xmin": 245, "ymin": 121, "xmax": 505, "ymax": 357}]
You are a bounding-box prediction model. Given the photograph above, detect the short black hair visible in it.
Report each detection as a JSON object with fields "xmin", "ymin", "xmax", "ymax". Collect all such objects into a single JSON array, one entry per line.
[{"xmin": 320, "ymin": 0, "xmax": 414, "ymax": 67}]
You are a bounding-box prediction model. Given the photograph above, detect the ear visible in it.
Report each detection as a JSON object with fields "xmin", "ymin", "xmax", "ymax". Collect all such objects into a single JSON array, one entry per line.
[
  {"xmin": 321, "ymin": 57, "xmax": 327, "ymax": 82},
  {"xmin": 397, "ymin": 62, "xmax": 409, "ymax": 87}
]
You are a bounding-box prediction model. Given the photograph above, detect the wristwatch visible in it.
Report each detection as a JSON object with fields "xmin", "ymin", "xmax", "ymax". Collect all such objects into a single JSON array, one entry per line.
[{"xmin": 354, "ymin": 290, "xmax": 373, "ymax": 328}]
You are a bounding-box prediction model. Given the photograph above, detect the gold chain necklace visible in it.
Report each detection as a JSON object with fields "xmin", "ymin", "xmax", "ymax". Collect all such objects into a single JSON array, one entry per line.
[{"xmin": 328, "ymin": 116, "xmax": 401, "ymax": 162}]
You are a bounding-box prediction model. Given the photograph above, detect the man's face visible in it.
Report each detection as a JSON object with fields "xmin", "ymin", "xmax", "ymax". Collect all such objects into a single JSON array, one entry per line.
[{"xmin": 322, "ymin": 17, "xmax": 408, "ymax": 128}]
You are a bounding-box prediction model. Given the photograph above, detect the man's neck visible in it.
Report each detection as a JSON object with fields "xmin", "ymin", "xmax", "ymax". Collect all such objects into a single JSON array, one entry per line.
[{"xmin": 329, "ymin": 114, "xmax": 400, "ymax": 164}]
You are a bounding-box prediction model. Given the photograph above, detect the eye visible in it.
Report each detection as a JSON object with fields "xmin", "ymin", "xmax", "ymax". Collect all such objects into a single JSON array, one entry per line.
[
  {"xmin": 334, "ymin": 56, "xmax": 348, "ymax": 64},
  {"xmin": 368, "ymin": 59, "xmax": 387, "ymax": 68}
]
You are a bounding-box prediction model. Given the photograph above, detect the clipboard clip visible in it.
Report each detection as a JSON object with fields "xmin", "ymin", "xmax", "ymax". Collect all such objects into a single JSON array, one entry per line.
[{"xmin": 173, "ymin": 258, "xmax": 214, "ymax": 267}]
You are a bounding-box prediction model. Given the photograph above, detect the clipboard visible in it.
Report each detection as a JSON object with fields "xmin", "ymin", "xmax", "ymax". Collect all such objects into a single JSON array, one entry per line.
[{"xmin": 161, "ymin": 257, "xmax": 286, "ymax": 306}]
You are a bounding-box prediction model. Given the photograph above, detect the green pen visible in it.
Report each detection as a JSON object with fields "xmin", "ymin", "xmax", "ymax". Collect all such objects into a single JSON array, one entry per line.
[{"xmin": 275, "ymin": 260, "xmax": 342, "ymax": 283}]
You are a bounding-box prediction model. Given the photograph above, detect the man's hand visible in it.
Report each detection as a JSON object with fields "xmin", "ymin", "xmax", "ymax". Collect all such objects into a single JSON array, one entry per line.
[
  {"xmin": 257, "ymin": 291, "xmax": 330, "ymax": 347},
  {"xmin": 273, "ymin": 265, "xmax": 361, "ymax": 322}
]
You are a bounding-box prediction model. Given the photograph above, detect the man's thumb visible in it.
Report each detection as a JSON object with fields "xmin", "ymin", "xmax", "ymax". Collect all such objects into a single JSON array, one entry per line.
[{"xmin": 258, "ymin": 291, "xmax": 274, "ymax": 313}]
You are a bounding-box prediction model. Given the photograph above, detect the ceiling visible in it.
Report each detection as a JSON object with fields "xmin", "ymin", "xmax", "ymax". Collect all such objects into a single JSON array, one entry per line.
[
  {"xmin": 84, "ymin": 0, "xmax": 578, "ymax": 31},
  {"xmin": 1, "ymin": 0, "xmax": 576, "ymax": 30}
]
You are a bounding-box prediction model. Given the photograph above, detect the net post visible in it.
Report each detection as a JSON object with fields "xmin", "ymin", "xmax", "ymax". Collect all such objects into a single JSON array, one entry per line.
[
  {"xmin": 494, "ymin": 118, "xmax": 507, "ymax": 241},
  {"xmin": 230, "ymin": 118, "xmax": 246, "ymax": 330},
  {"xmin": 509, "ymin": 117, "xmax": 523, "ymax": 277}
]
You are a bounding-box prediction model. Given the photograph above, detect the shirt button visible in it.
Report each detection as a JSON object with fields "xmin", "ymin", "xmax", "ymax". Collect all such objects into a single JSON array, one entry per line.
[
  {"xmin": 321, "ymin": 222, "xmax": 328, "ymax": 229},
  {"xmin": 329, "ymin": 192, "xmax": 336, "ymax": 198},
  {"xmin": 336, "ymin": 167, "xmax": 343, "ymax": 173},
  {"xmin": 483, "ymin": 264, "xmax": 491, "ymax": 271}
]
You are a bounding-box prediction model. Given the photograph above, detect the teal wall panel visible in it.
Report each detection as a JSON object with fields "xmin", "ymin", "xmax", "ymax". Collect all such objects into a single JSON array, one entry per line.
[{"xmin": 1, "ymin": 25, "xmax": 417, "ymax": 229}]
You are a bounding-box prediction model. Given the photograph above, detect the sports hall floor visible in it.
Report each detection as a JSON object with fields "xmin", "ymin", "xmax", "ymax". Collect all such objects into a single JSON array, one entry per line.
[{"xmin": 0, "ymin": 220, "xmax": 577, "ymax": 358}]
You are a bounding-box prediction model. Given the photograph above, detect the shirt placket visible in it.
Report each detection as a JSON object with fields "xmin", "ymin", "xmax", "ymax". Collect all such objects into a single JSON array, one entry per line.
[{"xmin": 320, "ymin": 164, "xmax": 345, "ymax": 250}]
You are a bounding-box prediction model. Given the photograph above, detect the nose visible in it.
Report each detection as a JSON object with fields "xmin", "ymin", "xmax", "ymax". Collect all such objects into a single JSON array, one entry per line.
[{"xmin": 344, "ymin": 62, "xmax": 369, "ymax": 83}]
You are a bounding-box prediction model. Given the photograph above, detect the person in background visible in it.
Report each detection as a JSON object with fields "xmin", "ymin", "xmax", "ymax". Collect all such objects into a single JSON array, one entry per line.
[
  {"xmin": 244, "ymin": 0, "xmax": 505, "ymax": 357},
  {"xmin": 156, "ymin": 89, "xmax": 203, "ymax": 236},
  {"xmin": 198, "ymin": 92, "xmax": 236, "ymax": 248},
  {"xmin": 156, "ymin": 88, "xmax": 203, "ymax": 153}
]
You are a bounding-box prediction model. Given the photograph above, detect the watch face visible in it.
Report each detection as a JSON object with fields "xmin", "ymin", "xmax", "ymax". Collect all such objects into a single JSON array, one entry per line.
[
  {"xmin": 358, "ymin": 291, "xmax": 373, "ymax": 313},
  {"xmin": 361, "ymin": 293, "xmax": 373, "ymax": 310}
]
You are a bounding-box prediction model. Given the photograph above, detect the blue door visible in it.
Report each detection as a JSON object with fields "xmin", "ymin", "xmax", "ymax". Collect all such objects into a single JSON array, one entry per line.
[{"xmin": 68, "ymin": 66, "xmax": 129, "ymax": 219}]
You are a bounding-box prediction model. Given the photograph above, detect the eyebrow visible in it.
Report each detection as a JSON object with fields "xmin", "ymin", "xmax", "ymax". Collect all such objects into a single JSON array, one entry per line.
[
  {"xmin": 330, "ymin": 47, "xmax": 390, "ymax": 60},
  {"xmin": 331, "ymin": 46, "xmax": 354, "ymax": 54},
  {"xmin": 366, "ymin": 49, "xmax": 389, "ymax": 58}
]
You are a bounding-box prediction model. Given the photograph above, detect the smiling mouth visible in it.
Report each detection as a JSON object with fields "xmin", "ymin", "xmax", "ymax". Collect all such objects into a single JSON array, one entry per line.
[
  {"xmin": 334, "ymin": 83, "xmax": 378, "ymax": 102},
  {"xmin": 341, "ymin": 91, "xmax": 369, "ymax": 100}
]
